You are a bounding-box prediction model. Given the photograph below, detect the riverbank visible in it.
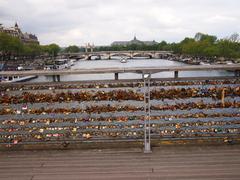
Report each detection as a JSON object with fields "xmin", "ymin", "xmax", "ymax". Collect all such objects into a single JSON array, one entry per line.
[
  {"xmin": 1, "ymin": 53, "xmax": 240, "ymax": 72},
  {"xmin": 165, "ymin": 54, "xmax": 238, "ymax": 65}
]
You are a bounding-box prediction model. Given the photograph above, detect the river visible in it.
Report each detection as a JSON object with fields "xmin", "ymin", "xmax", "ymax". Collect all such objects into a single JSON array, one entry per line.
[{"xmin": 30, "ymin": 58, "xmax": 233, "ymax": 82}]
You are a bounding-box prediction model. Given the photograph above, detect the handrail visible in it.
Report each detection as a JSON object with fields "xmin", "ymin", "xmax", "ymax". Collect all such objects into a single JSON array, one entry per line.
[
  {"xmin": 60, "ymin": 50, "xmax": 173, "ymax": 55},
  {"xmin": 1, "ymin": 65, "xmax": 240, "ymax": 76}
]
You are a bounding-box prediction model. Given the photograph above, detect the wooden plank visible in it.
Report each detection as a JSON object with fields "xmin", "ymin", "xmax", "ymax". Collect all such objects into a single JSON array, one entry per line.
[{"xmin": 0, "ymin": 145, "xmax": 240, "ymax": 180}]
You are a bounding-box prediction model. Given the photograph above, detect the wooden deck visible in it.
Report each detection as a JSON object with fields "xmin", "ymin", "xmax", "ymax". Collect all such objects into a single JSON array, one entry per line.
[{"xmin": 1, "ymin": 145, "xmax": 240, "ymax": 180}]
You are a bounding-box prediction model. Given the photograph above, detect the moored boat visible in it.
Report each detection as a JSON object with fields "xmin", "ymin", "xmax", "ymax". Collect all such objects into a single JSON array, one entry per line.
[{"xmin": 120, "ymin": 57, "xmax": 127, "ymax": 63}]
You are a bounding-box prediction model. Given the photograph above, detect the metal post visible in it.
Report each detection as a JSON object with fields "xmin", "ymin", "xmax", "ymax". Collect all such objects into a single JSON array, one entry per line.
[{"xmin": 143, "ymin": 73, "xmax": 152, "ymax": 153}]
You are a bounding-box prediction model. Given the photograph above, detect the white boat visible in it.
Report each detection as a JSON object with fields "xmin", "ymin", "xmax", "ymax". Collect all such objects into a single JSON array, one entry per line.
[
  {"xmin": 44, "ymin": 64, "xmax": 55, "ymax": 70},
  {"xmin": 54, "ymin": 59, "xmax": 70, "ymax": 69},
  {"xmin": 0, "ymin": 75, "xmax": 37, "ymax": 83},
  {"xmin": 69, "ymin": 59, "xmax": 75, "ymax": 66},
  {"xmin": 120, "ymin": 57, "xmax": 127, "ymax": 63},
  {"xmin": 226, "ymin": 61, "xmax": 233, "ymax": 65},
  {"xmin": 0, "ymin": 65, "xmax": 38, "ymax": 83},
  {"xmin": 200, "ymin": 62, "xmax": 211, "ymax": 65}
]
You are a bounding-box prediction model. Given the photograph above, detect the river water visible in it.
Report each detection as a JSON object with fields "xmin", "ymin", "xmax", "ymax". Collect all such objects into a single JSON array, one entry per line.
[{"xmin": 30, "ymin": 58, "xmax": 233, "ymax": 82}]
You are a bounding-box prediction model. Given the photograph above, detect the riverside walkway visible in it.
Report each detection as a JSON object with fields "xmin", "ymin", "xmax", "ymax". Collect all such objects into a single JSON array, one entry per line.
[{"xmin": 0, "ymin": 145, "xmax": 240, "ymax": 180}]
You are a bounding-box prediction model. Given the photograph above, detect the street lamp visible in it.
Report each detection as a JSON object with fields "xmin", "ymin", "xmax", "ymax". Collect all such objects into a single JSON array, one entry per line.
[{"xmin": 142, "ymin": 73, "xmax": 152, "ymax": 153}]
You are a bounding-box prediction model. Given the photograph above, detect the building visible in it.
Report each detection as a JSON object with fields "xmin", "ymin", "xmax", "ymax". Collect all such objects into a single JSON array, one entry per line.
[
  {"xmin": 0, "ymin": 23, "xmax": 39, "ymax": 44},
  {"xmin": 111, "ymin": 36, "xmax": 158, "ymax": 46}
]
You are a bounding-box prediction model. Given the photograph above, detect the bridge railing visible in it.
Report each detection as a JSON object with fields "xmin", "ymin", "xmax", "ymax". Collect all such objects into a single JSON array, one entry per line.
[{"xmin": 0, "ymin": 66, "xmax": 240, "ymax": 148}]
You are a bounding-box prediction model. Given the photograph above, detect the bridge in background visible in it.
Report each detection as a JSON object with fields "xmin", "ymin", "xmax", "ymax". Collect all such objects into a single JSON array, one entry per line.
[{"xmin": 61, "ymin": 51, "xmax": 173, "ymax": 60}]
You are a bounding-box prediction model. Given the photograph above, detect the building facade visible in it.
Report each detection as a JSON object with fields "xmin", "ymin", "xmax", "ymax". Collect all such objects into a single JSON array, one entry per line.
[
  {"xmin": 0, "ymin": 23, "xmax": 39, "ymax": 44},
  {"xmin": 111, "ymin": 36, "xmax": 158, "ymax": 46}
]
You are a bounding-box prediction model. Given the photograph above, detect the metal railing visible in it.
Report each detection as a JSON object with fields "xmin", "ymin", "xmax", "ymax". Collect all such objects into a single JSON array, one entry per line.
[{"xmin": 0, "ymin": 66, "xmax": 240, "ymax": 152}]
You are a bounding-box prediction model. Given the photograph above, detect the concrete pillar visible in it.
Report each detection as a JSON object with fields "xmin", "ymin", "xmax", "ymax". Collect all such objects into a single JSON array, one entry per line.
[
  {"xmin": 152, "ymin": 52, "xmax": 155, "ymax": 59},
  {"xmin": 53, "ymin": 75, "xmax": 60, "ymax": 82},
  {"xmin": 234, "ymin": 70, "xmax": 240, "ymax": 77},
  {"xmin": 130, "ymin": 52, "xmax": 133, "ymax": 59},
  {"xmin": 174, "ymin": 71, "xmax": 179, "ymax": 78},
  {"xmin": 52, "ymin": 75, "xmax": 56, "ymax": 82},
  {"xmin": 114, "ymin": 73, "xmax": 119, "ymax": 80},
  {"xmin": 56, "ymin": 75, "xmax": 60, "ymax": 82}
]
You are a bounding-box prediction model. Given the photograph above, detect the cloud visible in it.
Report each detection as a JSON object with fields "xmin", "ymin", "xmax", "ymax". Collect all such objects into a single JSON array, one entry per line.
[
  {"xmin": 206, "ymin": 15, "xmax": 238, "ymax": 23},
  {"xmin": 0, "ymin": 0, "xmax": 239, "ymax": 46}
]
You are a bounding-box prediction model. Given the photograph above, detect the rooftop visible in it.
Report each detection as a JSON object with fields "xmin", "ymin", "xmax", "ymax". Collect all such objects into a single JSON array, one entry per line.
[{"xmin": 111, "ymin": 36, "xmax": 158, "ymax": 46}]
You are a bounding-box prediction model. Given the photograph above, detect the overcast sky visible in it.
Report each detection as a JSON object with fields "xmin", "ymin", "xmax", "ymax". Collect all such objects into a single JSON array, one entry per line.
[{"xmin": 0, "ymin": 0, "xmax": 239, "ymax": 46}]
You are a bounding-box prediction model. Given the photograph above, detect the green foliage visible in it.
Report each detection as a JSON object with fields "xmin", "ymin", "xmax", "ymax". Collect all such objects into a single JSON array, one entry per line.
[
  {"xmin": 42, "ymin": 44, "xmax": 61, "ymax": 56},
  {"xmin": 64, "ymin": 45, "xmax": 80, "ymax": 53},
  {"xmin": 180, "ymin": 33, "xmax": 240, "ymax": 58},
  {"xmin": 23, "ymin": 43, "xmax": 41, "ymax": 56},
  {"xmin": 0, "ymin": 32, "xmax": 61, "ymax": 59},
  {"xmin": 96, "ymin": 32, "xmax": 240, "ymax": 59},
  {"xmin": 1, "ymin": 31, "xmax": 240, "ymax": 60},
  {"xmin": 203, "ymin": 46, "xmax": 219, "ymax": 57},
  {"xmin": 195, "ymin": 32, "xmax": 217, "ymax": 44},
  {"xmin": 217, "ymin": 40, "xmax": 240, "ymax": 58}
]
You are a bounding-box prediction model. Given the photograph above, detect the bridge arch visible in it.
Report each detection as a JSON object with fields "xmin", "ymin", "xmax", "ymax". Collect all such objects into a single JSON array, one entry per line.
[
  {"xmin": 132, "ymin": 53, "xmax": 154, "ymax": 59},
  {"xmin": 86, "ymin": 54, "xmax": 103, "ymax": 60},
  {"xmin": 155, "ymin": 53, "xmax": 172, "ymax": 59},
  {"xmin": 110, "ymin": 53, "xmax": 131, "ymax": 59}
]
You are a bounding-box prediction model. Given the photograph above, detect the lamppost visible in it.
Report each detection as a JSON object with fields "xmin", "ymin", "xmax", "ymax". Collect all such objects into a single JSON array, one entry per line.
[{"xmin": 142, "ymin": 73, "xmax": 152, "ymax": 153}]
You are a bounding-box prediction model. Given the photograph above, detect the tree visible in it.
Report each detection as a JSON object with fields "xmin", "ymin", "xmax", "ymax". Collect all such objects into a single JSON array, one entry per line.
[
  {"xmin": 0, "ymin": 32, "xmax": 11, "ymax": 52},
  {"xmin": 217, "ymin": 40, "xmax": 236, "ymax": 58},
  {"xmin": 157, "ymin": 41, "xmax": 168, "ymax": 50},
  {"xmin": 180, "ymin": 37, "xmax": 195, "ymax": 44},
  {"xmin": 0, "ymin": 32, "xmax": 24, "ymax": 60},
  {"xmin": 0, "ymin": 32, "xmax": 64, "ymax": 60},
  {"xmin": 195, "ymin": 32, "xmax": 217, "ymax": 44},
  {"xmin": 42, "ymin": 43, "xmax": 60, "ymax": 57},
  {"xmin": 65, "ymin": 45, "xmax": 80, "ymax": 53},
  {"xmin": 228, "ymin": 33, "xmax": 239, "ymax": 43},
  {"xmin": 203, "ymin": 46, "xmax": 219, "ymax": 57},
  {"xmin": 23, "ymin": 43, "xmax": 41, "ymax": 57},
  {"xmin": 9, "ymin": 37, "xmax": 24, "ymax": 55},
  {"xmin": 169, "ymin": 43, "xmax": 181, "ymax": 54}
]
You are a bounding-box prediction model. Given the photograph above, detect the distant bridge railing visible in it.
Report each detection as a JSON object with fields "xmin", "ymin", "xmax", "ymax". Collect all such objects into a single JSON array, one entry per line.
[
  {"xmin": 1, "ymin": 64, "xmax": 240, "ymax": 78},
  {"xmin": 61, "ymin": 50, "xmax": 173, "ymax": 55},
  {"xmin": 0, "ymin": 65, "xmax": 240, "ymax": 150},
  {"xmin": 60, "ymin": 50, "xmax": 173, "ymax": 60}
]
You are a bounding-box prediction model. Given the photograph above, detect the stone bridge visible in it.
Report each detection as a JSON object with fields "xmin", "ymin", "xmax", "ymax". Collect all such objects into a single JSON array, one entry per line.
[{"xmin": 61, "ymin": 51, "xmax": 173, "ymax": 60}]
